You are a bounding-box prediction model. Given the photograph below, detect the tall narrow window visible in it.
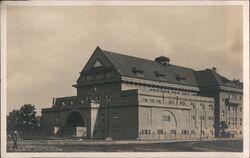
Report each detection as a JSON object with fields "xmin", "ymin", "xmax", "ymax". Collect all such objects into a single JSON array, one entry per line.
[{"xmin": 107, "ymin": 93, "xmax": 111, "ymax": 102}]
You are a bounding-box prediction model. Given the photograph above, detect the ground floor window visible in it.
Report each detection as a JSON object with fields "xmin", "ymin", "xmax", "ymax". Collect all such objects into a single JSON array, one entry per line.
[
  {"xmin": 171, "ymin": 130, "xmax": 176, "ymax": 134},
  {"xmin": 182, "ymin": 130, "xmax": 189, "ymax": 135},
  {"xmin": 157, "ymin": 130, "xmax": 164, "ymax": 134}
]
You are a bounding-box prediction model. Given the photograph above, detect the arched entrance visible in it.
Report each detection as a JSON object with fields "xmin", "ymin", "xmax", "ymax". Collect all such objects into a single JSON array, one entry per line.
[{"xmin": 66, "ymin": 111, "xmax": 85, "ymax": 127}]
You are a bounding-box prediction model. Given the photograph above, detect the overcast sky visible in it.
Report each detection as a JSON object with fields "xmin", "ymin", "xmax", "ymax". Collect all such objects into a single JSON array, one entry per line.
[{"xmin": 6, "ymin": 5, "xmax": 243, "ymax": 115}]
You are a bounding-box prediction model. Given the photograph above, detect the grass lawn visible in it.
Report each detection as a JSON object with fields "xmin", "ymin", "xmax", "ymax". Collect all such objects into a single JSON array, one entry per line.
[{"xmin": 7, "ymin": 139, "xmax": 243, "ymax": 152}]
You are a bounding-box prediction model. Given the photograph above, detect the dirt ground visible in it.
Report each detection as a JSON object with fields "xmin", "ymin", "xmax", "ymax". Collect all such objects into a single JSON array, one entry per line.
[{"xmin": 7, "ymin": 139, "xmax": 243, "ymax": 152}]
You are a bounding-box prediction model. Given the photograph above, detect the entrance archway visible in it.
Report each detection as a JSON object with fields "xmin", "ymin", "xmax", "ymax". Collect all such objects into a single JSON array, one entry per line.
[{"xmin": 66, "ymin": 111, "xmax": 85, "ymax": 127}]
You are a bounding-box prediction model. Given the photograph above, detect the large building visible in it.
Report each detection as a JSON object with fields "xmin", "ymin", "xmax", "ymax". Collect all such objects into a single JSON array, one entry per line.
[{"xmin": 41, "ymin": 47, "xmax": 243, "ymax": 140}]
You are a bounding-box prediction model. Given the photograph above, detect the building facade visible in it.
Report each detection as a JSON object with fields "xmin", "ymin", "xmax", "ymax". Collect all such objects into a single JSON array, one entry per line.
[{"xmin": 41, "ymin": 47, "xmax": 243, "ymax": 140}]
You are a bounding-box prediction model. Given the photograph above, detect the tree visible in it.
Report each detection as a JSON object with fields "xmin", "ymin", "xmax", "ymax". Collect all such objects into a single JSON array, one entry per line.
[
  {"xmin": 7, "ymin": 110, "xmax": 19, "ymax": 133},
  {"xmin": 219, "ymin": 121, "xmax": 229, "ymax": 138},
  {"xmin": 16, "ymin": 104, "xmax": 40, "ymax": 133}
]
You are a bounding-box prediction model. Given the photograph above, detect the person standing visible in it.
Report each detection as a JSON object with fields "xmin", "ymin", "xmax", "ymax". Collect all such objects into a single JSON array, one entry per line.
[{"xmin": 12, "ymin": 131, "xmax": 18, "ymax": 150}]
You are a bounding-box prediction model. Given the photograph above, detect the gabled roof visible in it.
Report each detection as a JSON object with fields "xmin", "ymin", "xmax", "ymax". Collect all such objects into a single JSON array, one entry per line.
[
  {"xmin": 194, "ymin": 69, "xmax": 243, "ymax": 89},
  {"xmin": 99, "ymin": 47, "xmax": 199, "ymax": 87}
]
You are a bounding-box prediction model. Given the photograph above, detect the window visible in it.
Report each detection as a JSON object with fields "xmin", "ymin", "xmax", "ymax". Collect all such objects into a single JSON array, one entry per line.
[
  {"xmin": 141, "ymin": 130, "xmax": 144, "ymax": 135},
  {"xmin": 191, "ymin": 115, "xmax": 195, "ymax": 120},
  {"xmin": 96, "ymin": 94, "xmax": 101, "ymax": 102},
  {"xmin": 142, "ymin": 98, "xmax": 148, "ymax": 102},
  {"xmin": 149, "ymin": 99, "xmax": 154, "ymax": 103},
  {"xmin": 112, "ymin": 129, "xmax": 119, "ymax": 136},
  {"xmin": 240, "ymin": 107, "xmax": 242, "ymax": 112},
  {"xmin": 156, "ymin": 100, "xmax": 161, "ymax": 103},
  {"xmin": 101, "ymin": 114, "xmax": 105, "ymax": 122},
  {"xmin": 93, "ymin": 60, "xmax": 103, "ymax": 67},
  {"xmin": 157, "ymin": 130, "xmax": 164, "ymax": 134},
  {"xmin": 169, "ymin": 100, "xmax": 175, "ymax": 104},
  {"xmin": 208, "ymin": 116, "xmax": 213, "ymax": 121},
  {"xmin": 106, "ymin": 93, "xmax": 111, "ymax": 102},
  {"xmin": 96, "ymin": 74, "xmax": 102, "ymax": 79},
  {"xmin": 171, "ymin": 130, "xmax": 176, "ymax": 134},
  {"xmin": 132, "ymin": 67, "xmax": 144, "ymax": 77},
  {"xmin": 210, "ymin": 130, "xmax": 214, "ymax": 135},
  {"xmin": 200, "ymin": 103, "xmax": 205, "ymax": 110},
  {"xmin": 113, "ymin": 113, "xmax": 119, "ymax": 119},
  {"xmin": 222, "ymin": 110, "xmax": 225, "ymax": 117},
  {"xmin": 162, "ymin": 116, "xmax": 170, "ymax": 121},
  {"xmin": 106, "ymin": 72, "xmax": 112, "ymax": 78},
  {"xmin": 199, "ymin": 116, "xmax": 205, "ymax": 120},
  {"xmin": 191, "ymin": 102, "xmax": 196, "ymax": 109},
  {"xmin": 182, "ymin": 130, "xmax": 189, "ymax": 135},
  {"xmin": 86, "ymin": 75, "xmax": 92, "ymax": 81},
  {"xmin": 208, "ymin": 104, "xmax": 214, "ymax": 110},
  {"xmin": 180, "ymin": 101, "xmax": 186, "ymax": 105},
  {"xmin": 191, "ymin": 130, "xmax": 195, "ymax": 134},
  {"xmin": 113, "ymin": 113, "xmax": 119, "ymax": 123}
]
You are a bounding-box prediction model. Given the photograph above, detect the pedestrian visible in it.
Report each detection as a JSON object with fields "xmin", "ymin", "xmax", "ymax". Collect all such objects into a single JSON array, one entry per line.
[{"xmin": 12, "ymin": 130, "xmax": 18, "ymax": 150}]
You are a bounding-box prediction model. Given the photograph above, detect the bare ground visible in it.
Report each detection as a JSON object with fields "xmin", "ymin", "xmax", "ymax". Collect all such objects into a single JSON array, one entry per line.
[{"xmin": 7, "ymin": 139, "xmax": 243, "ymax": 152}]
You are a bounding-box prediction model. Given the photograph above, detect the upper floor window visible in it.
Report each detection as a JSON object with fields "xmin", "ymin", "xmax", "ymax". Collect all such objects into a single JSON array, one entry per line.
[
  {"xmin": 106, "ymin": 72, "xmax": 112, "ymax": 78},
  {"xmin": 132, "ymin": 67, "xmax": 144, "ymax": 77},
  {"xmin": 86, "ymin": 75, "xmax": 92, "ymax": 81},
  {"xmin": 162, "ymin": 116, "xmax": 170, "ymax": 121},
  {"xmin": 106, "ymin": 93, "xmax": 111, "ymax": 102},
  {"xmin": 96, "ymin": 74, "xmax": 102, "ymax": 79},
  {"xmin": 93, "ymin": 59, "xmax": 103, "ymax": 67}
]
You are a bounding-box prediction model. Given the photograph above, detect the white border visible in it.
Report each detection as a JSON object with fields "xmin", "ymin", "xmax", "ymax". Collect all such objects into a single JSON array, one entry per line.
[{"xmin": 1, "ymin": 1, "xmax": 249, "ymax": 158}]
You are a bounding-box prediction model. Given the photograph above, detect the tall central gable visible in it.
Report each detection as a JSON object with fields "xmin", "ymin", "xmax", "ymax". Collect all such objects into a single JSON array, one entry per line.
[
  {"xmin": 76, "ymin": 47, "xmax": 119, "ymax": 84},
  {"xmin": 80, "ymin": 47, "xmax": 115, "ymax": 73}
]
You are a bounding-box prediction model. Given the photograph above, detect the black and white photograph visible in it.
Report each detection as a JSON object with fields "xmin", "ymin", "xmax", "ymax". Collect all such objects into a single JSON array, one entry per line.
[{"xmin": 1, "ymin": 1, "xmax": 249, "ymax": 158}]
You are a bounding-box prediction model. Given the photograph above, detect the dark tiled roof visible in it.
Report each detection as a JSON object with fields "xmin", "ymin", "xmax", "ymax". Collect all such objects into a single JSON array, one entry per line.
[
  {"xmin": 194, "ymin": 69, "xmax": 243, "ymax": 89},
  {"xmin": 101, "ymin": 48, "xmax": 199, "ymax": 87}
]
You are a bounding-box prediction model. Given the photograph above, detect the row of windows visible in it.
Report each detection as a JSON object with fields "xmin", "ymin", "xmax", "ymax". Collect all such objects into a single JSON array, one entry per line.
[
  {"xmin": 142, "ymin": 97, "xmax": 214, "ymax": 110},
  {"xmin": 142, "ymin": 98, "xmax": 162, "ymax": 103},
  {"xmin": 87, "ymin": 93, "xmax": 112, "ymax": 102},
  {"xmin": 86, "ymin": 72, "xmax": 112, "ymax": 81},
  {"xmin": 141, "ymin": 130, "xmax": 213, "ymax": 135},
  {"xmin": 228, "ymin": 117, "xmax": 242, "ymax": 126},
  {"xmin": 148, "ymin": 88, "xmax": 197, "ymax": 96},
  {"xmin": 227, "ymin": 106, "xmax": 242, "ymax": 112}
]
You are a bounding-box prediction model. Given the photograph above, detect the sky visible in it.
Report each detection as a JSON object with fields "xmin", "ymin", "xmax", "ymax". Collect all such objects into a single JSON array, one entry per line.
[{"xmin": 6, "ymin": 5, "xmax": 243, "ymax": 115}]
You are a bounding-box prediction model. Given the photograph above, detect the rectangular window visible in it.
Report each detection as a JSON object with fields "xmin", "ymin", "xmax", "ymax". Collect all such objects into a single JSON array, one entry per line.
[
  {"xmin": 149, "ymin": 99, "xmax": 154, "ymax": 103},
  {"xmin": 96, "ymin": 94, "xmax": 101, "ymax": 102},
  {"xmin": 209, "ymin": 116, "xmax": 213, "ymax": 121},
  {"xmin": 106, "ymin": 72, "xmax": 112, "ymax": 78},
  {"xmin": 162, "ymin": 116, "xmax": 170, "ymax": 121},
  {"xmin": 191, "ymin": 115, "xmax": 195, "ymax": 120},
  {"xmin": 157, "ymin": 130, "xmax": 164, "ymax": 134},
  {"xmin": 191, "ymin": 130, "xmax": 195, "ymax": 134},
  {"xmin": 106, "ymin": 93, "xmax": 111, "ymax": 102},
  {"xmin": 86, "ymin": 75, "xmax": 92, "ymax": 81},
  {"xmin": 113, "ymin": 113, "xmax": 119, "ymax": 119},
  {"xmin": 96, "ymin": 74, "xmax": 102, "ymax": 79},
  {"xmin": 210, "ymin": 130, "xmax": 214, "ymax": 135},
  {"xmin": 199, "ymin": 116, "xmax": 205, "ymax": 120},
  {"xmin": 171, "ymin": 130, "xmax": 176, "ymax": 134},
  {"xmin": 142, "ymin": 98, "xmax": 148, "ymax": 102},
  {"xmin": 156, "ymin": 100, "xmax": 161, "ymax": 103}
]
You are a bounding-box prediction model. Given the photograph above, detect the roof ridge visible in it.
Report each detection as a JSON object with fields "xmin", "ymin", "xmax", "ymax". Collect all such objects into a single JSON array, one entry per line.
[{"xmin": 102, "ymin": 49, "xmax": 195, "ymax": 71}]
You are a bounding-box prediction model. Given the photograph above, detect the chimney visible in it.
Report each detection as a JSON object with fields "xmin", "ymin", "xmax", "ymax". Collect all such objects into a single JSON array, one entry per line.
[
  {"xmin": 212, "ymin": 67, "xmax": 217, "ymax": 72},
  {"xmin": 155, "ymin": 56, "xmax": 170, "ymax": 66}
]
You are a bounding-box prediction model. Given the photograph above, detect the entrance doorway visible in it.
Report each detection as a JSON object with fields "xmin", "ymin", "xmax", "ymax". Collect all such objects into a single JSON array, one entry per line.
[{"xmin": 66, "ymin": 111, "xmax": 85, "ymax": 127}]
